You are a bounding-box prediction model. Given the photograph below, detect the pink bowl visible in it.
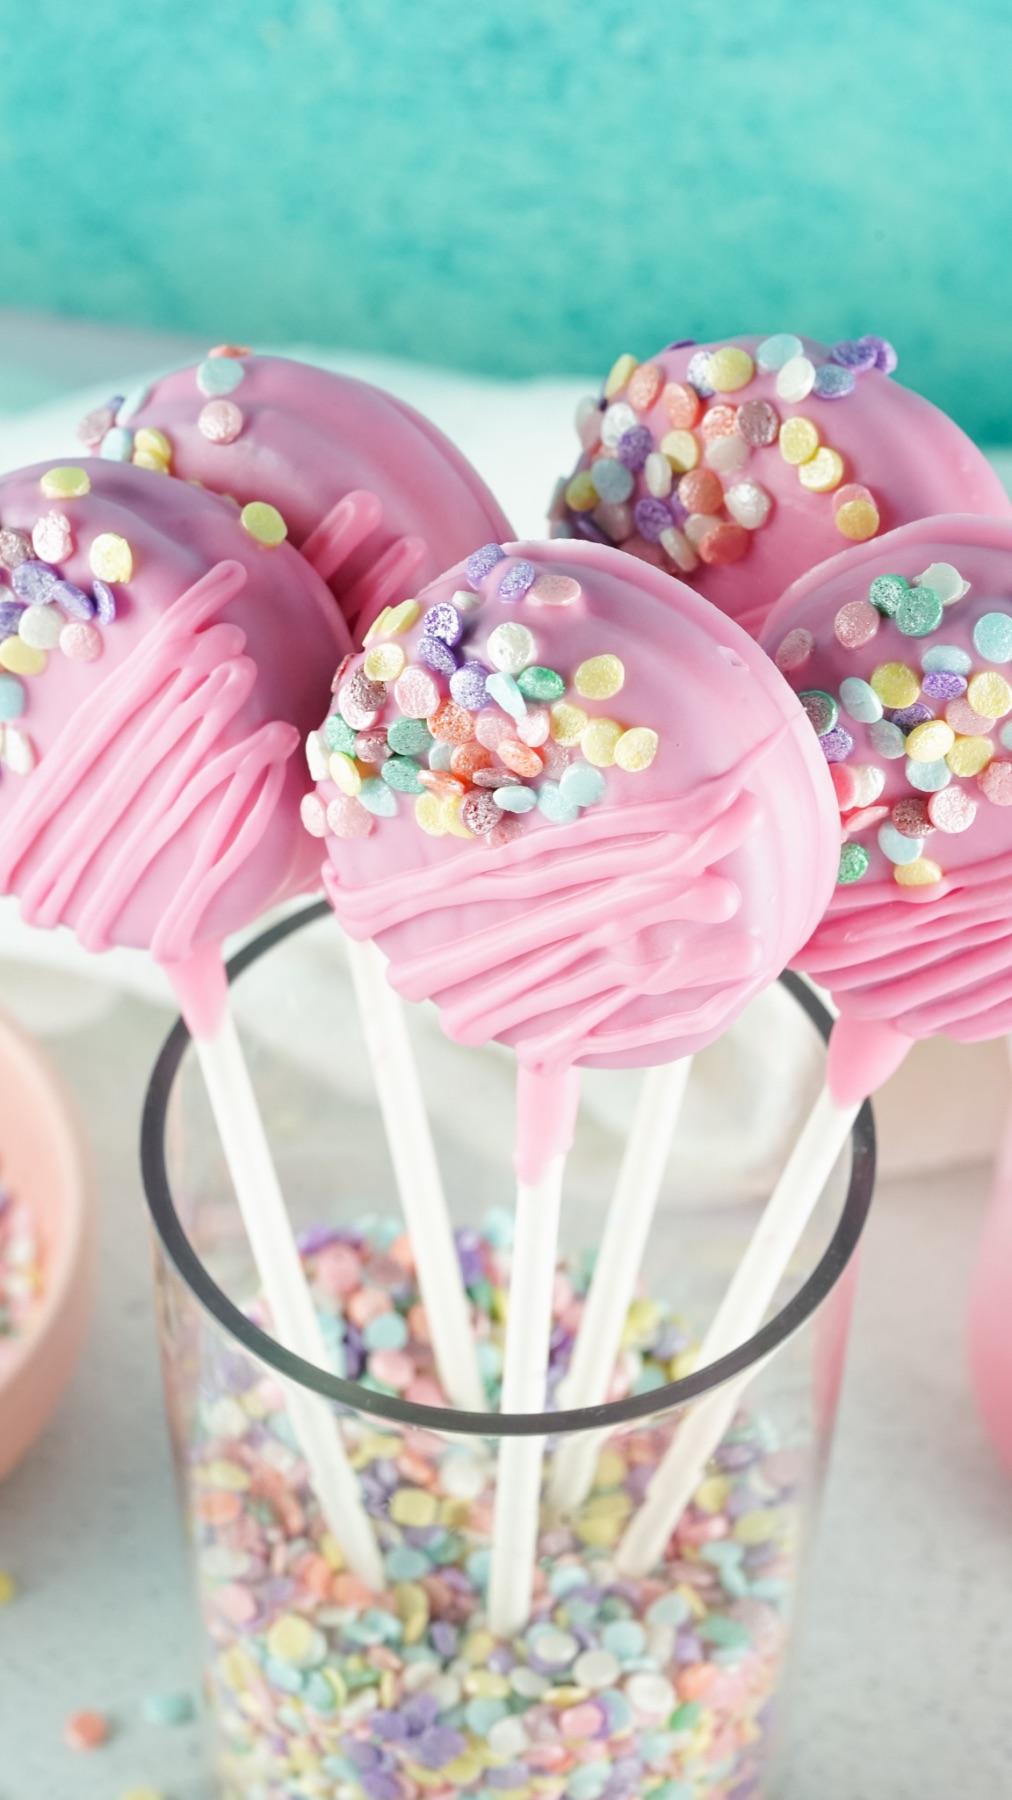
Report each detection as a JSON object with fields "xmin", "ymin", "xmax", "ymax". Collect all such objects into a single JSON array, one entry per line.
[{"xmin": 0, "ymin": 1007, "xmax": 95, "ymax": 1480}]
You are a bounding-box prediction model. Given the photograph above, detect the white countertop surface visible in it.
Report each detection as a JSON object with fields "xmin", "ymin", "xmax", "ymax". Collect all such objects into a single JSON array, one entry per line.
[{"xmin": 0, "ymin": 977, "xmax": 1011, "ymax": 1800}]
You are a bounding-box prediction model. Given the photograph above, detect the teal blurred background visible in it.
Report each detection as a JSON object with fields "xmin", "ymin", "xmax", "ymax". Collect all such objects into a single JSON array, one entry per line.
[{"xmin": 2, "ymin": 0, "xmax": 1010, "ymax": 437}]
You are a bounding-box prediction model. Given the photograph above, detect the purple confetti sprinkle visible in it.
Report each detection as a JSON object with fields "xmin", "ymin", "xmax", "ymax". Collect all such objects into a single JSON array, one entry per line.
[
  {"xmin": 52, "ymin": 580, "xmax": 96, "ymax": 621},
  {"xmin": 572, "ymin": 513, "xmax": 612, "ymax": 544},
  {"xmin": 830, "ymin": 339, "xmax": 879, "ymax": 373},
  {"xmin": 860, "ymin": 334, "xmax": 898, "ymax": 374},
  {"xmin": 346, "ymin": 1742, "xmax": 383, "ymax": 1771},
  {"xmin": 634, "ymin": 496, "xmax": 673, "ymax": 543},
  {"xmin": 0, "ymin": 600, "xmax": 26, "ymax": 637},
  {"xmin": 813, "ymin": 364, "xmax": 856, "ymax": 400},
  {"xmin": 417, "ymin": 635, "xmax": 459, "ymax": 676},
  {"xmin": 12, "ymin": 560, "xmax": 59, "ymax": 605},
  {"xmin": 449, "ymin": 660, "xmax": 492, "ymax": 711},
  {"xmin": 485, "ymin": 1766, "xmax": 532, "ymax": 1790},
  {"xmin": 92, "ymin": 579, "xmax": 117, "ymax": 624},
  {"xmin": 498, "ymin": 559, "xmax": 537, "ymax": 601},
  {"xmin": 616, "ymin": 425, "xmax": 653, "ymax": 471},
  {"xmin": 667, "ymin": 493, "xmax": 691, "ymax": 531},
  {"xmin": 664, "ymin": 339, "xmax": 697, "ymax": 351},
  {"xmin": 362, "ymin": 1774, "xmax": 401, "ymax": 1800},
  {"xmin": 686, "ymin": 349, "xmax": 715, "ymax": 397},
  {"xmin": 820, "ymin": 727, "xmax": 854, "ymax": 762},
  {"xmin": 402, "ymin": 1693, "xmax": 440, "ymax": 1733},
  {"xmin": 922, "ymin": 670, "xmax": 967, "ymax": 701},
  {"xmin": 415, "ymin": 1728, "xmax": 468, "ymax": 1770},
  {"xmin": 423, "ymin": 601, "xmax": 463, "ymax": 647},
  {"xmin": 429, "ymin": 1621, "xmax": 459, "ymax": 1658},
  {"xmin": 889, "ymin": 702, "xmax": 934, "ymax": 733},
  {"xmin": 465, "ymin": 543, "xmax": 506, "ymax": 583}
]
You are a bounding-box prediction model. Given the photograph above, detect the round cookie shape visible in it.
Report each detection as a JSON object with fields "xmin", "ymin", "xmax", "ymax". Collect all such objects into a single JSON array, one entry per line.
[
  {"xmin": 0, "ymin": 459, "xmax": 349, "ymax": 966},
  {"xmin": 310, "ymin": 538, "xmax": 838, "ymax": 1073},
  {"xmin": 102, "ymin": 352, "xmax": 513, "ymax": 634},
  {"xmin": 760, "ymin": 514, "xmax": 1012, "ymax": 1101},
  {"xmin": 553, "ymin": 335, "xmax": 1010, "ymax": 638}
]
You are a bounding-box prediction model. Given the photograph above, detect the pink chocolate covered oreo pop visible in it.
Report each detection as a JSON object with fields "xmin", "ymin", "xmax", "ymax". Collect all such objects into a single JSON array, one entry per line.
[
  {"xmin": 95, "ymin": 350, "xmax": 512, "ymax": 635},
  {"xmin": 761, "ymin": 514, "xmax": 1012, "ymax": 1104},
  {"xmin": 553, "ymin": 334, "xmax": 1010, "ymax": 638},
  {"xmin": 310, "ymin": 538, "xmax": 839, "ymax": 1078},
  {"xmin": 0, "ymin": 459, "xmax": 349, "ymax": 1023}
]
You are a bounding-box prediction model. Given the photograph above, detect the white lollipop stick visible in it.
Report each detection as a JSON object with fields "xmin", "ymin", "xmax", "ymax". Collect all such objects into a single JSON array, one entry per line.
[
  {"xmin": 616, "ymin": 1083, "xmax": 859, "ymax": 1578},
  {"xmin": 190, "ymin": 1003, "xmax": 384, "ymax": 1591},
  {"xmin": 548, "ymin": 1057, "xmax": 693, "ymax": 1519},
  {"xmin": 344, "ymin": 937, "xmax": 486, "ymax": 1412},
  {"xmin": 488, "ymin": 1067, "xmax": 581, "ymax": 1639}
]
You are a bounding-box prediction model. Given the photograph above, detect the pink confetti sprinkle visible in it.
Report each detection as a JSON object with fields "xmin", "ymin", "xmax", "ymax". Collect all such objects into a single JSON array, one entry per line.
[
  {"xmin": 32, "ymin": 511, "xmax": 72, "ymax": 563},
  {"xmin": 946, "ymin": 698, "xmax": 994, "ymax": 737},
  {"xmin": 199, "ymin": 399, "xmax": 244, "ymax": 444},
  {"xmin": 528, "ymin": 574, "xmax": 581, "ymax": 607},
  {"xmin": 517, "ymin": 707, "xmax": 550, "ymax": 748},
  {"xmin": 326, "ymin": 795, "xmax": 372, "ymax": 839},
  {"xmin": 300, "ymin": 794, "xmax": 327, "ymax": 837},
  {"xmin": 979, "ymin": 760, "xmax": 1012, "ymax": 805},
  {"xmin": 474, "ymin": 711, "xmax": 514, "ymax": 751},
  {"xmin": 59, "ymin": 621, "xmax": 103, "ymax": 663},
  {"xmin": 927, "ymin": 787, "xmax": 977, "ymax": 834},
  {"xmin": 394, "ymin": 666, "xmax": 440, "ymax": 720},
  {"xmin": 368, "ymin": 1349, "xmax": 414, "ymax": 1390},
  {"xmin": 485, "ymin": 814, "xmax": 524, "ymax": 849},
  {"xmin": 774, "ymin": 628, "xmax": 813, "ymax": 675},
  {"xmin": 834, "ymin": 600, "xmax": 880, "ymax": 650}
]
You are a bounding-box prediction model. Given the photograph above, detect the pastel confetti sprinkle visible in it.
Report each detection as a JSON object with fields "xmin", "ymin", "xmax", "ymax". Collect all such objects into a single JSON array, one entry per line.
[
  {"xmin": 240, "ymin": 502, "xmax": 287, "ymax": 547},
  {"xmin": 574, "ymin": 654, "xmax": 625, "ymax": 700},
  {"xmin": 870, "ymin": 662, "xmax": 919, "ymax": 709},
  {"xmin": 798, "ymin": 447, "xmax": 845, "ymax": 493},
  {"xmin": 580, "ymin": 718, "xmax": 623, "ymax": 767},
  {"xmin": 199, "ymin": 399, "xmax": 244, "ymax": 443},
  {"xmin": 778, "ymin": 417, "xmax": 819, "ymax": 466},
  {"xmin": 973, "ymin": 612, "xmax": 1012, "ymax": 663},
  {"xmin": 196, "ymin": 357, "xmax": 245, "ymax": 396},
  {"xmin": 39, "ymin": 466, "xmax": 90, "ymax": 500},
  {"xmin": 838, "ymin": 842, "xmax": 870, "ymax": 882},
  {"xmin": 614, "ymin": 727, "xmax": 659, "ymax": 772},
  {"xmin": 894, "ymin": 857, "xmax": 943, "ymax": 886},
  {"xmin": 88, "ymin": 533, "xmax": 134, "ymax": 583}
]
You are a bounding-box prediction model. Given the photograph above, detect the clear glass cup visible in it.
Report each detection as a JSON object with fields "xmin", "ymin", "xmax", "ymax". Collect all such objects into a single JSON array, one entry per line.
[{"xmin": 142, "ymin": 903, "xmax": 875, "ymax": 1800}]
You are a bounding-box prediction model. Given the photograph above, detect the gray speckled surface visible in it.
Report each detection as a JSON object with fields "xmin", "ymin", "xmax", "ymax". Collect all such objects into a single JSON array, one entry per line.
[{"xmin": 1, "ymin": 987, "xmax": 1011, "ymax": 1800}]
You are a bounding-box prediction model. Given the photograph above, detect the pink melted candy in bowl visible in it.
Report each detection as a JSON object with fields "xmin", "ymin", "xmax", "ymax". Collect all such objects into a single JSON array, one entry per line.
[{"xmin": 0, "ymin": 1007, "xmax": 95, "ymax": 1481}]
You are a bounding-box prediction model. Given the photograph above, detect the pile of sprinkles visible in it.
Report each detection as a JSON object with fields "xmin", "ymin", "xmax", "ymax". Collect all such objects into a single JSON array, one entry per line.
[
  {"xmin": 0, "ymin": 1179, "xmax": 45, "ymax": 1368},
  {"xmin": 78, "ymin": 344, "xmax": 253, "ymax": 463},
  {"xmin": 188, "ymin": 1212, "xmax": 800, "ymax": 1800},
  {"xmin": 301, "ymin": 546, "xmax": 660, "ymax": 850},
  {"xmin": 773, "ymin": 558, "xmax": 1012, "ymax": 888},
  {"xmin": 553, "ymin": 335, "xmax": 895, "ymax": 577}
]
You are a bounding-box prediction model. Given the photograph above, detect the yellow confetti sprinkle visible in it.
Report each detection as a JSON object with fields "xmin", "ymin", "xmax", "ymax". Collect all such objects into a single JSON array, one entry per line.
[
  {"xmin": 39, "ymin": 465, "xmax": 90, "ymax": 499},
  {"xmin": 364, "ymin": 642, "xmax": 406, "ymax": 683},
  {"xmin": 733, "ymin": 1508, "xmax": 779, "ymax": 1545},
  {"xmin": 580, "ymin": 718, "xmax": 624, "ymax": 767},
  {"xmin": 594, "ymin": 1448, "xmax": 628, "ymax": 1489},
  {"xmin": 574, "ymin": 653, "xmax": 625, "ymax": 699},
  {"xmin": 580, "ymin": 1488, "xmax": 632, "ymax": 1520},
  {"xmin": 967, "ymin": 670, "xmax": 1012, "ymax": 720},
  {"xmin": 659, "ymin": 429, "xmax": 700, "ymax": 472},
  {"xmin": 677, "ymin": 1580, "xmax": 707, "ymax": 1620},
  {"xmin": 778, "ymin": 416, "xmax": 820, "ymax": 465},
  {"xmin": 798, "ymin": 446, "xmax": 845, "ymax": 492},
  {"xmin": 574, "ymin": 1513, "xmax": 621, "ymax": 1547},
  {"xmin": 836, "ymin": 497, "xmax": 880, "ymax": 541},
  {"xmin": 328, "ymin": 752, "xmax": 362, "ymax": 796},
  {"xmin": 604, "ymin": 352, "xmax": 638, "ymax": 398},
  {"xmin": 464, "ymin": 1671, "xmax": 512, "ymax": 1700},
  {"xmin": 550, "ymin": 701, "xmax": 588, "ymax": 745},
  {"xmin": 905, "ymin": 719, "xmax": 955, "ymax": 762},
  {"xmin": 443, "ymin": 794, "xmax": 474, "ymax": 839},
  {"xmin": 240, "ymin": 500, "xmax": 288, "ymax": 546},
  {"xmin": 415, "ymin": 792, "xmax": 450, "ymax": 836},
  {"xmin": 565, "ymin": 470, "xmax": 598, "ymax": 512},
  {"xmin": 894, "ymin": 857, "xmax": 943, "ymax": 887},
  {"xmin": 390, "ymin": 1486, "xmax": 438, "ymax": 1527},
  {"xmin": 0, "ymin": 637, "xmax": 46, "ymax": 676},
  {"xmin": 463, "ymin": 1629, "xmax": 496, "ymax": 1665},
  {"xmin": 870, "ymin": 662, "xmax": 919, "ymax": 709},
  {"xmin": 267, "ymin": 1614, "xmax": 317, "ymax": 1665},
  {"xmin": 131, "ymin": 449, "xmax": 170, "ymax": 473},
  {"xmin": 134, "ymin": 426, "xmax": 172, "ymax": 461},
  {"xmin": 362, "ymin": 606, "xmax": 392, "ymax": 644},
  {"xmin": 383, "ymin": 598, "xmax": 421, "ymax": 636},
  {"xmin": 0, "ymin": 1570, "xmax": 16, "ymax": 1606},
  {"xmin": 446, "ymin": 1755, "xmax": 486, "ymax": 1787},
  {"xmin": 320, "ymin": 1533, "xmax": 345, "ymax": 1571},
  {"xmin": 89, "ymin": 532, "xmax": 134, "ymax": 583},
  {"xmin": 695, "ymin": 1475, "xmax": 732, "ymax": 1514},
  {"xmin": 614, "ymin": 726, "xmax": 659, "ymax": 771},
  {"xmin": 946, "ymin": 735, "xmax": 993, "ymax": 777},
  {"xmin": 706, "ymin": 345, "xmax": 755, "ymax": 392}
]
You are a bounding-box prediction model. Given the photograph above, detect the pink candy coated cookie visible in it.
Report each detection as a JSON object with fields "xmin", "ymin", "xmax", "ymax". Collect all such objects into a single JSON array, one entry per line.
[
  {"xmin": 553, "ymin": 334, "xmax": 1009, "ymax": 638},
  {"xmin": 0, "ymin": 460, "xmax": 349, "ymax": 980},
  {"xmin": 310, "ymin": 538, "xmax": 838, "ymax": 1073},
  {"xmin": 108, "ymin": 351, "xmax": 513, "ymax": 634},
  {"xmin": 761, "ymin": 514, "xmax": 1012, "ymax": 1103}
]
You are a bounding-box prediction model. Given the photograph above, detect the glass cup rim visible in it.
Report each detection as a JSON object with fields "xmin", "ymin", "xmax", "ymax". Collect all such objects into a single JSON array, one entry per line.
[{"xmin": 141, "ymin": 901, "xmax": 876, "ymax": 1440}]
